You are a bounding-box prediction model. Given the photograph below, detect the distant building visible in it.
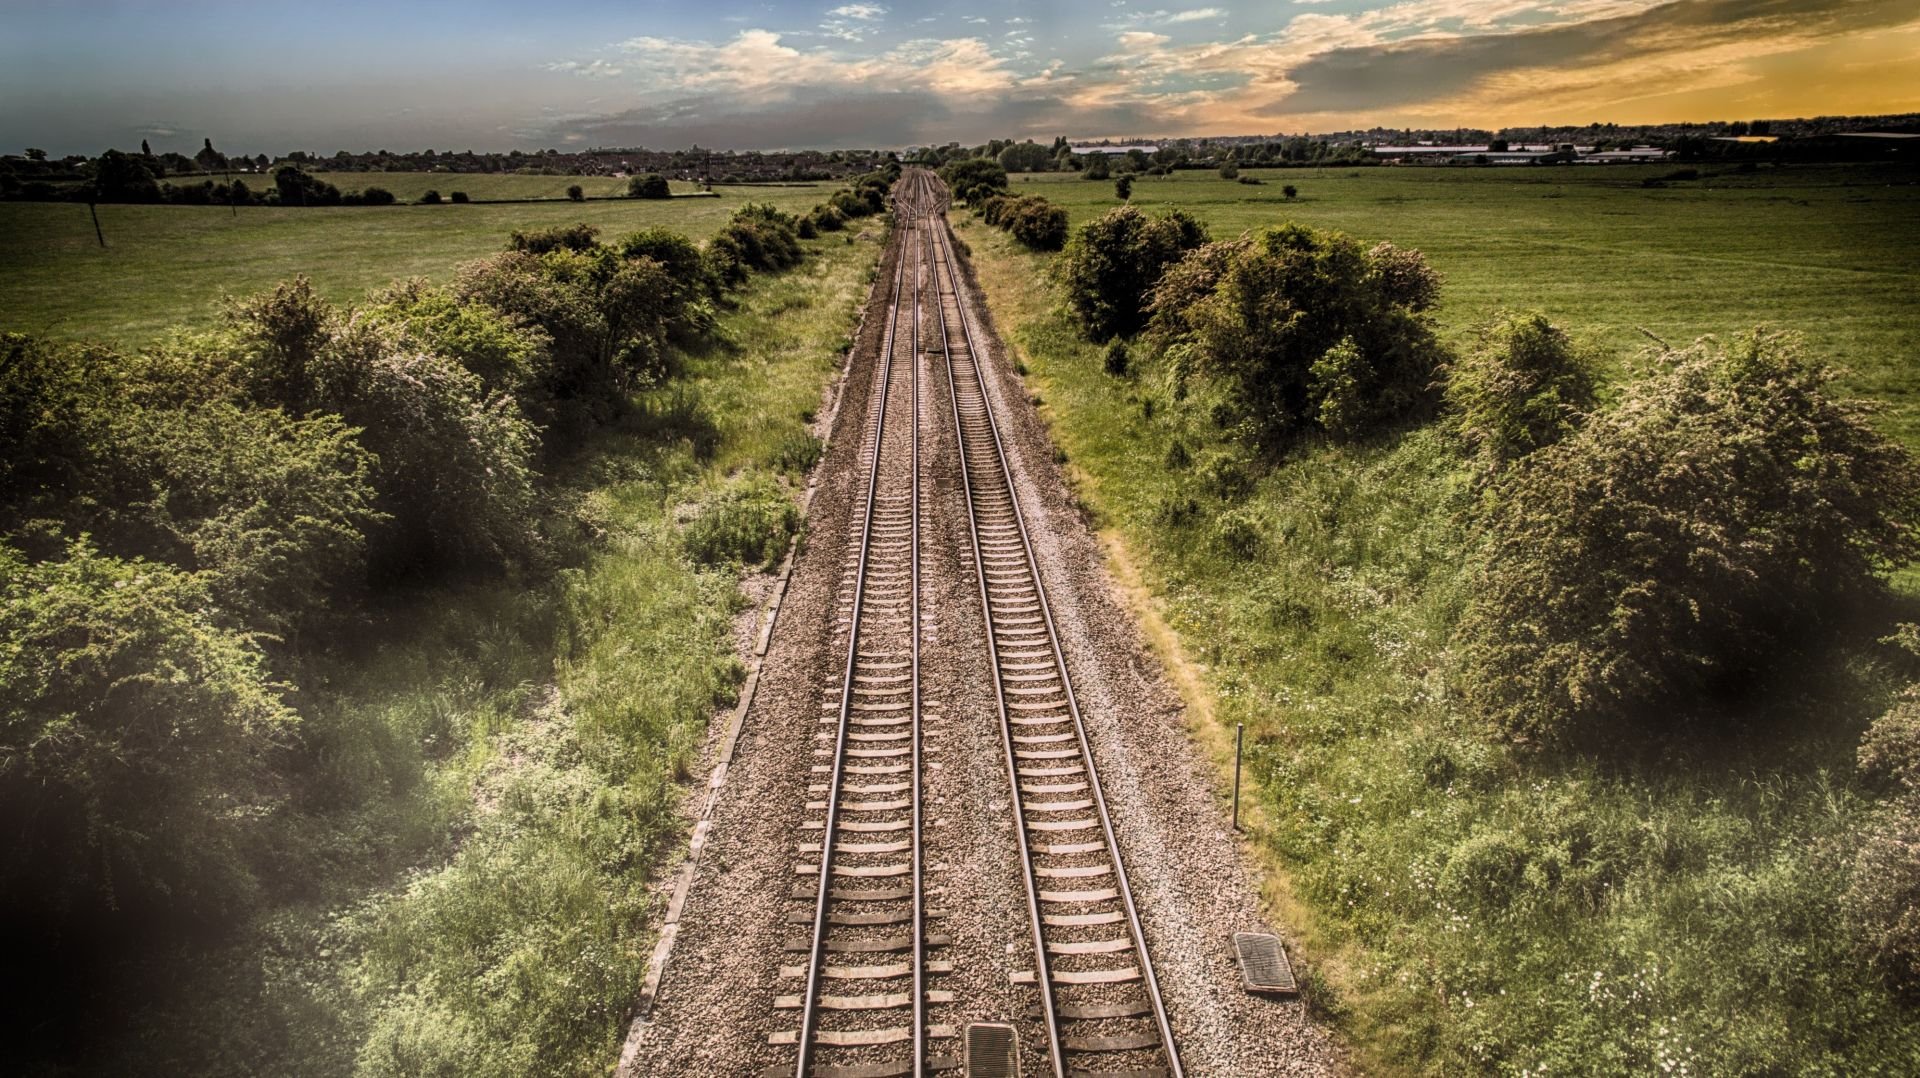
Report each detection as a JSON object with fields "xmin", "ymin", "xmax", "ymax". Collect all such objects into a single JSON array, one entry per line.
[
  {"xmin": 1068, "ymin": 144, "xmax": 1160, "ymax": 156},
  {"xmin": 1579, "ymin": 147, "xmax": 1673, "ymax": 163}
]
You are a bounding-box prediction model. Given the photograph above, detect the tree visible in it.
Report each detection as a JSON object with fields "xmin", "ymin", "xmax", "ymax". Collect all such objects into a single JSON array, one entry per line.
[
  {"xmin": 937, "ymin": 158, "xmax": 1008, "ymax": 204},
  {"xmin": 1218, "ymin": 164, "xmax": 1239, "ymax": 180},
  {"xmin": 627, "ymin": 173, "xmax": 671, "ymax": 199},
  {"xmin": 91, "ymin": 149, "xmax": 162, "ymax": 202},
  {"xmin": 566, "ymin": 184, "xmax": 585, "ymax": 202},
  {"xmin": 1082, "ymin": 155, "xmax": 1111, "ymax": 181},
  {"xmin": 1458, "ymin": 331, "xmax": 1920, "ymax": 743},
  {"xmin": 1488, "ymin": 138, "xmax": 1510, "ymax": 153},
  {"xmin": 223, "ymin": 279, "xmax": 539, "ymax": 573},
  {"xmin": 1060, "ymin": 205, "xmax": 1208, "ymax": 341},
  {"xmin": 194, "ymin": 137, "xmax": 227, "ymax": 172},
  {"xmin": 140, "ymin": 138, "xmax": 152, "ymax": 157},
  {"xmin": 997, "ymin": 140, "xmax": 1053, "ymax": 173},
  {"xmin": 1115, "ymin": 175, "xmax": 1132, "ymax": 201},
  {"xmin": 25, "ymin": 147, "xmax": 46, "ymax": 161}
]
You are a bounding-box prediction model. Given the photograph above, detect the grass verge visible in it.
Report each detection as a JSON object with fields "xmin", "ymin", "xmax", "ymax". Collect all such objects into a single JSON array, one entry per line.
[{"xmin": 960, "ymin": 217, "xmax": 1920, "ymax": 1076}]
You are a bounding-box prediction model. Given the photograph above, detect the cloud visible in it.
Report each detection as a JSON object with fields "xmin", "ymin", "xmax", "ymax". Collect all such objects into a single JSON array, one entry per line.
[
  {"xmin": 532, "ymin": 0, "xmax": 1920, "ymax": 149},
  {"xmin": 543, "ymin": 59, "xmax": 624, "ymax": 79},
  {"xmin": 1262, "ymin": 0, "xmax": 1920, "ymax": 115},
  {"xmin": 828, "ymin": 4, "xmax": 886, "ymax": 19}
]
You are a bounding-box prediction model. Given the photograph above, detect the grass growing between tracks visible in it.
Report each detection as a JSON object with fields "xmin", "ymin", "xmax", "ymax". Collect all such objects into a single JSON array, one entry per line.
[
  {"xmin": 0, "ymin": 182, "xmax": 835, "ymax": 346},
  {"xmin": 78, "ymin": 231, "xmax": 879, "ymax": 1077},
  {"xmin": 959, "ymin": 217, "xmax": 1920, "ymax": 1076}
]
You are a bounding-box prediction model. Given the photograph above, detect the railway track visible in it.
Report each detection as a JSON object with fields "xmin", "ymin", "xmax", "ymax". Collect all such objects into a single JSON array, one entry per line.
[
  {"xmin": 776, "ymin": 168, "xmax": 1181, "ymax": 1077},
  {"xmin": 925, "ymin": 192, "xmax": 1184, "ymax": 1078},
  {"xmin": 775, "ymin": 173, "xmax": 952, "ymax": 1078}
]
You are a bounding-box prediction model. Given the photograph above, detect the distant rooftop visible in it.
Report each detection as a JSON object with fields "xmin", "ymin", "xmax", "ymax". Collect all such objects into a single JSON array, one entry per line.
[{"xmin": 1069, "ymin": 144, "xmax": 1159, "ymax": 155}]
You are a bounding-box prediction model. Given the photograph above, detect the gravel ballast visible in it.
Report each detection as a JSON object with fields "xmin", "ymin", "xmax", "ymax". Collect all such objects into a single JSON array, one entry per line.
[{"xmin": 618, "ymin": 190, "xmax": 1338, "ymax": 1077}]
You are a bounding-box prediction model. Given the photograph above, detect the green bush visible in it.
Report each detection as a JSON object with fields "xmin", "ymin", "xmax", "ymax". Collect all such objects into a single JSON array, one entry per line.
[
  {"xmin": 627, "ymin": 173, "xmax": 671, "ymax": 200},
  {"xmin": 1104, "ymin": 339, "xmax": 1130, "ymax": 376},
  {"xmin": 226, "ymin": 280, "xmax": 541, "ymax": 573},
  {"xmin": 364, "ymin": 279, "xmax": 551, "ymax": 400},
  {"xmin": 1149, "ymin": 222, "xmax": 1444, "ymax": 444},
  {"xmin": 0, "ymin": 333, "xmax": 384, "ymax": 634},
  {"xmin": 457, "ymin": 247, "xmax": 683, "ymax": 438},
  {"xmin": 507, "ymin": 222, "xmax": 598, "ymax": 255},
  {"xmin": 1447, "ymin": 311, "xmax": 1599, "ymax": 471},
  {"xmin": 937, "ymin": 158, "xmax": 1008, "ymax": 204},
  {"xmin": 0, "ymin": 539, "xmax": 296, "ymax": 928},
  {"xmin": 681, "ymin": 472, "xmax": 799, "ymax": 569},
  {"xmin": 1060, "ymin": 205, "xmax": 1209, "ymax": 342},
  {"xmin": 1458, "ymin": 332, "xmax": 1920, "ymax": 742},
  {"xmin": 1008, "ymin": 198, "xmax": 1069, "ymax": 252}
]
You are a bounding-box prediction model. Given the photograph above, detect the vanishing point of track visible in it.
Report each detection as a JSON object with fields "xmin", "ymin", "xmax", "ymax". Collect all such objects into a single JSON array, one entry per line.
[{"xmin": 776, "ymin": 169, "xmax": 1182, "ymax": 1077}]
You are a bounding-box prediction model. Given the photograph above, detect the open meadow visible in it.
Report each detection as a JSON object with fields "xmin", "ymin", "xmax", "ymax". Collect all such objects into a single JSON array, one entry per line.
[
  {"xmin": 0, "ymin": 179, "xmax": 838, "ymax": 345},
  {"xmin": 1016, "ymin": 163, "xmax": 1920, "ymax": 438}
]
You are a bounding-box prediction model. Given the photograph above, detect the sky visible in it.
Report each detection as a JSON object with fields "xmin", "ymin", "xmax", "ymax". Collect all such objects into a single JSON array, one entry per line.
[{"xmin": 3, "ymin": 0, "xmax": 1919, "ymax": 156}]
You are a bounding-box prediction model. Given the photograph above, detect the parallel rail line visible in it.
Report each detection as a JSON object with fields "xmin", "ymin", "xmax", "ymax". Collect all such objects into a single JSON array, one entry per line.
[{"xmin": 925, "ymin": 188, "xmax": 1184, "ymax": 1078}]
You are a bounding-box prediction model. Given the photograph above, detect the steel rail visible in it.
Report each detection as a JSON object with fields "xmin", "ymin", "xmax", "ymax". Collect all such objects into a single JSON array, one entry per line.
[
  {"xmin": 926, "ymin": 189, "xmax": 1184, "ymax": 1078},
  {"xmin": 795, "ymin": 184, "xmax": 924, "ymax": 1077}
]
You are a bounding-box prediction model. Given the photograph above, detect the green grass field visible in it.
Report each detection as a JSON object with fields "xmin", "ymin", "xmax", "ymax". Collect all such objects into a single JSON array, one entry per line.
[
  {"xmin": 1014, "ymin": 163, "xmax": 1920, "ymax": 438},
  {"xmin": 962, "ymin": 160, "xmax": 1920, "ymax": 1074},
  {"xmin": 0, "ymin": 180, "xmax": 840, "ymax": 346}
]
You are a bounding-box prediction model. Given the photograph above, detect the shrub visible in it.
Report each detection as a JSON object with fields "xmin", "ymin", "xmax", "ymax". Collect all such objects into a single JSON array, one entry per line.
[
  {"xmin": 226, "ymin": 280, "xmax": 540, "ymax": 572},
  {"xmin": 1446, "ymin": 311, "xmax": 1598, "ymax": 470},
  {"xmin": 363, "ymin": 278, "xmax": 551, "ymax": 400},
  {"xmin": 1115, "ymin": 175, "xmax": 1132, "ymax": 201},
  {"xmin": 419, "ymin": 190, "xmax": 442, "ymax": 205},
  {"xmin": 450, "ymin": 191, "xmax": 470, "ymax": 204},
  {"xmin": 1008, "ymin": 198, "xmax": 1068, "ymax": 252},
  {"xmin": 1060, "ymin": 206, "xmax": 1209, "ymax": 342},
  {"xmin": 361, "ymin": 186, "xmax": 396, "ymax": 206},
  {"xmin": 0, "ymin": 539, "xmax": 296, "ymax": 929},
  {"xmin": 1148, "ymin": 222, "xmax": 1442, "ymax": 443},
  {"xmin": 458, "ymin": 248, "xmax": 684, "ymax": 439},
  {"xmin": 1283, "ymin": 184, "xmax": 1299, "ymax": 200},
  {"xmin": 796, "ymin": 215, "xmax": 817, "ymax": 239},
  {"xmin": 1845, "ymin": 803, "xmax": 1920, "ymax": 986},
  {"xmin": 1238, "ymin": 175, "xmax": 1264, "ymax": 186},
  {"xmin": 1218, "ymin": 164, "xmax": 1240, "ymax": 180},
  {"xmin": 1082, "ymin": 157, "xmax": 1110, "ymax": 181},
  {"xmin": 627, "ymin": 173, "xmax": 671, "ymax": 200},
  {"xmin": 809, "ymin": 203, "xmax": 847, "ymax": 232},
  {"xmin": 565, "ymin": 184, "xmax": 584, "ymax": 202},
  {"xmin": 107, "ymin": 402, "xmax": 382, "ymax": 632},
  {"xmin": 1104, "ymin": 339, "xmax": 1130, "ymax": 376},
  {"xmin": 681, "ymin": 472, "xmax": 799, "ymax": 569},
  {"xmin": 1457, "ymin": 332, "xmax": 1920, "ymax": 743},
  {"xmin": 0, "ymin": 333, "xmax": 383, "ymax": 634},
  {"xmin": 509, "ymin": 222, "xmax": 599, "ymax": 255}
]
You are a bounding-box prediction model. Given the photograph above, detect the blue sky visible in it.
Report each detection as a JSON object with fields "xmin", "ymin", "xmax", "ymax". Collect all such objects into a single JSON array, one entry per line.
[{"xmin": 3, "ymin": 1, "xmax": 1917, "ymax": 155}]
